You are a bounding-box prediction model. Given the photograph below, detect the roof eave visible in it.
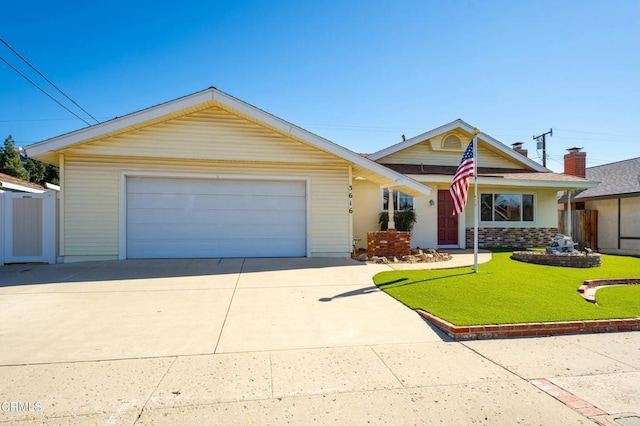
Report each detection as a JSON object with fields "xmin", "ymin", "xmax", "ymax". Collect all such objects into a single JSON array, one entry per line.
[
  {"xmin": 406, "ymin": 174, "xmax": 598, "ymax": 189},
  {"xmin": 368, "ymin": 119, "xmax": 548, "ymax": 173},
  {"xmin": 25, "ymin": 87, "xmax": 433, "ymax": 197},
  {"xmin": 0, "ymin": 181, "xmax": 46, "ymax": 193}
]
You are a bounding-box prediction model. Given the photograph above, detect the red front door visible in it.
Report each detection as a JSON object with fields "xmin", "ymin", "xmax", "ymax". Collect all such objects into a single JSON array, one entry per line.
[{"xmin": 438, "ymin": 190, "xmax": 458, "ymax": 245}]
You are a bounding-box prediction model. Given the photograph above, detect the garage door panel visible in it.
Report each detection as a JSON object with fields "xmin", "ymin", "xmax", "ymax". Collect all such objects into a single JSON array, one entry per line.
[
  {"xmin": 128, "ymin": 193, "xmax": 306, "ymax": 211},
  {"xmin": 128, "ymin": 178, "xmax": 306, "ymax": 197},
  {"xmin": 128, "ymin": 208, "xmax": 306, "ymax": 226},
  {"xmin": 128, "ymin": 223, "xmax": 305, "ymax": 240},
  {"xmin": 126, "ymin": 177, "xmax": 307, "ymax": 259},
  {"xmin": 129, "ymin": 239, "xmax": 305, "ymax": 258}
]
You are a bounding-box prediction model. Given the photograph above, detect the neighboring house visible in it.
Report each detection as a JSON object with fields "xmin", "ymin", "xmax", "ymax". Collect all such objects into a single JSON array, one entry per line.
[
  {"xmin": 355, "ymin": 120, "xmax": 597, "ymax": 250},
  {"xmin": 0, "ymin": 174, "xmax": 54, "ymax": 266},
  {"xmin": 0, "ymin": 172, "xmax": 46, "ymax": 193},
  {"xmin": 562, "ymin": 156, "xmax": 640, "ymax": 256},
  {"xmin": 26, "ymin": 89, "xmax": 597, "ymax": 262},
  {"xmin": 26, "ymin": 88, "xmax": 431, "ymax": 262}
]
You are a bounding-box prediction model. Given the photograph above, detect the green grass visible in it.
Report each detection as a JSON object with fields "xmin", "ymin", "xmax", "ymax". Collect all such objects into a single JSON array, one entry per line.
[
  {"xmin": 596, "ymin": 285, "xmax": 640, "ymax": 316},
  {"xmin": 372, "ymin": 251, "xmax": 640, "ymax": 326}
]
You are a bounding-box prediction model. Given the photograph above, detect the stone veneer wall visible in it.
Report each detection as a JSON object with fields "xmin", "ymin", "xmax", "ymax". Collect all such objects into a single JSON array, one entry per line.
[
  {"xmin": 367, "ymin": 229, "xmax": 411, "ymax": 258},
  {"xmin": 465, "ymin": 227, "xmax": 557, "ymax": 248}
]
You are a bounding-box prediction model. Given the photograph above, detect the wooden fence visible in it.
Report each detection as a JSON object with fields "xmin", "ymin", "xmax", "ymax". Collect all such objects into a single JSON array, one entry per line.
[{"xmin": 558, "ymin": 210, "xmax": 598, "ymax": 250}]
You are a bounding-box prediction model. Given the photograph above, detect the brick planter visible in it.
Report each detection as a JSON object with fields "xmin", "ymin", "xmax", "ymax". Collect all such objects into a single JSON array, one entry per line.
[
  {"xmin": 367, "ymin": 229, "xmax": 411, "ymax": 258},
  {"xmin": 417, "ymin": 310, "xmax": 640, "ymax": 340},
  {"xmin": 512, "ymin": 251, "xmax": 601, "ymax": 267}
]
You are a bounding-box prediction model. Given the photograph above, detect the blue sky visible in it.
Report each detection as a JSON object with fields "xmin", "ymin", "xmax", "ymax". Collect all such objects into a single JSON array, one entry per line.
[{"xmin": 1, "ymin": 0, "xmax": 638, "ymax": 173}]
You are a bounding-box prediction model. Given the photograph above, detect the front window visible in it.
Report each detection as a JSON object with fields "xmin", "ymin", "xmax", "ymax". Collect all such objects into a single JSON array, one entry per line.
[
  {"xmin": 383, "ymin": 189, "xmax": 414, "ymax": 211},
  {"xmin": 481, "ymin": 193, "xmax": 534, "ymax": 222}
]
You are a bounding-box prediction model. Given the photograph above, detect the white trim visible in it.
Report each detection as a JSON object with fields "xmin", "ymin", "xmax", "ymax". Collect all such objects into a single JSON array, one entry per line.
[
  {"xmin": 0, "ymin": 181, "xmax": 46, "ymax": 193},
  {"xmin": 45, "ymin": 183, "xmax": 60, "ymax": 191},
  {"xmin": 478, "ymin": 192, "xmax": 536, "ymax": 224},
  {"xmin": 26, "ymin": 87, "xmax": 432, "ymax": 197},
  {"xmin": 27, "ymin": 90, "xmax": 216, "ymax": 156},
  {"xmin": 119, "ymin": 171, "xmax": 312, "ymax": 259},
  {"xmin": 59, "ymin": 154, "xmax": 65, "ymax": 257},
  {"xmin": 369, "ymin": 119, "xmax": 548, "ymax": 173},
  {"xmin": 406, "ymin": 174, "xmax": 598, "ymax": 189}
]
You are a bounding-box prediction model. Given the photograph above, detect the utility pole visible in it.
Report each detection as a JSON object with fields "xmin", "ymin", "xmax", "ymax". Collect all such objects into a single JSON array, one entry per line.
[{"xmin": 533, "ymin": 128, "xmax": 553, "ymax": 167}]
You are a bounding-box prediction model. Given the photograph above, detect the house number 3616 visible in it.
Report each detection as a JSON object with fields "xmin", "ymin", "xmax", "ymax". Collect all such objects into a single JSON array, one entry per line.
[{"xmin": 348, "ymin": 185, "xmax": 353, "ymax": 214}]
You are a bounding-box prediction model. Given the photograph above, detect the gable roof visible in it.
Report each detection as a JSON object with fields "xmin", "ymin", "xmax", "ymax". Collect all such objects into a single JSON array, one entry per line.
[
  {"xmin": 574, "ymin": 157, "xmax": 640, "ymax": 200},
  {"xmin": 0, "ymin": 172, "xmax": 46, "ymax": 193},
  {"xmin": 368, "ymin": 118, "xmax": 548, "ymax": 172},
  {"xmin": 26, "ymin": 88, "xmax": 432, "ymax": 197}
]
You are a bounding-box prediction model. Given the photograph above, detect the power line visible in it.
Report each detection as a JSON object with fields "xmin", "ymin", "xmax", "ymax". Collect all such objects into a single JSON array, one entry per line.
[
  {"xmin": 0, "ymin": 55, "xmax": 91, "ymax": 126},
  {"xmin": 1, "ymin": 38, "xmax": 99, "ymax": 124}
]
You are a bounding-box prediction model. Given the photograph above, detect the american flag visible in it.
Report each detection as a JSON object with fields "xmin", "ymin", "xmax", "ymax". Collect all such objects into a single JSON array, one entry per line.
[{"xmin": 449, "ymin": 140, "xmax": 475, "ymax": 215}]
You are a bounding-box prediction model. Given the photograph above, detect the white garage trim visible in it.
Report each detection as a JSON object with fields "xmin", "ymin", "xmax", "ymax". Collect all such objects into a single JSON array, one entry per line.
[{"xmin": 119, "ymin": 172, "xmax": 311, "ymax": 259}]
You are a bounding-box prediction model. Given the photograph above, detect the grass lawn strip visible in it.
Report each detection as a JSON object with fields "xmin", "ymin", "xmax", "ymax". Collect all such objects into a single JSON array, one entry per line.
[
  {"xmin": 596, "ymin": 285, "xmax": 640, "ymax": 316},
  {"xmin": 372, "ymin": 251, "xmax": 640, "ymax": 326}
]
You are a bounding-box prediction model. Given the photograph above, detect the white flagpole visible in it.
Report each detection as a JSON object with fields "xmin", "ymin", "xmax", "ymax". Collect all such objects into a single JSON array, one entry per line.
[{"xmin": 473, "ymin": 129, "xmax": 479, "ymax": 273}]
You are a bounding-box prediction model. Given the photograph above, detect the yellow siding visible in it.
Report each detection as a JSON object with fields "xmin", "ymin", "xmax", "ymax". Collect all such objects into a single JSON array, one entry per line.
[
  {"xmin": 352, "ymin": 180, "xmax": 382, "ymax": 250},
  {"xmin": 63, "ymin": 107, "xmax": 344, "ymax": 165},
  {"xmin": 63, "ymin": 156, "xmax": 350, "ymax": 258},
  {"xmin": 378, "ymin": 140, "xmax": 521, "ymax": 169}
]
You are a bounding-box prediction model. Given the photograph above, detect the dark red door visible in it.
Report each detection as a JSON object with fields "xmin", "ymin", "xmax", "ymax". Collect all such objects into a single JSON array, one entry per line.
[{"xmin": 438, "ymin": 190, "xmax": 458, "ymax": 245}]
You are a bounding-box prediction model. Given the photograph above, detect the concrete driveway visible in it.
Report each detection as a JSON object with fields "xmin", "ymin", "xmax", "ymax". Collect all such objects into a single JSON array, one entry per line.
[
  {"xmin": 1, "ymin": 258, "xmax": 638, "ymax": 425},
  {"xmin": 0, "ymin": 258, "xmax": 442, "ymax": 364}
]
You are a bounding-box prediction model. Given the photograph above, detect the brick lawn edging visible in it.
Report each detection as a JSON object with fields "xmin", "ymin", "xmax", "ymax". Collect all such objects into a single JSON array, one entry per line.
[
  {"xmin": 416, "ymin": 309, "xmax": 640, "ymax": 340},
  {"xmin": 578, "ymin": 278, "xmax": 640, "ymax": 303}
]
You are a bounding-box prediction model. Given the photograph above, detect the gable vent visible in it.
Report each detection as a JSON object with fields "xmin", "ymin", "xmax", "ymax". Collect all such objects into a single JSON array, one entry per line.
[{"xmin": 443, "ymin": 134, "xmax": 462, "ymax": 150}]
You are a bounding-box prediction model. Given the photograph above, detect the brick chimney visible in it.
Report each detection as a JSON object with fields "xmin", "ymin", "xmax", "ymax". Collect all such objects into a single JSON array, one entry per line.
[
  {"xmin": 564, "ymin": 146, "xmax": 586, "ymax": 178},
  {"xmin": 511, "ymin": 141, "xmax": 528, "ymax": 157}
]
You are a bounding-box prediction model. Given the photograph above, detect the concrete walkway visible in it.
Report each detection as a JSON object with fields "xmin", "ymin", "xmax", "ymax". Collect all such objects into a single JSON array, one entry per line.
[
  {"xmin": 0, "ymin": 256, "xmax": 638, "ymax": 425},
  {"xmin": 388, "ymin": 248, "xmax": 492, "ymax": 270}
]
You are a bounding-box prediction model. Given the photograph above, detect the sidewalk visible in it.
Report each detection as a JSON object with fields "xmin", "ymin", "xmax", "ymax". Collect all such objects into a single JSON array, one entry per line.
[{"xmin": 1, "ymin": 333, "xmax": 638, "ymax": 425}]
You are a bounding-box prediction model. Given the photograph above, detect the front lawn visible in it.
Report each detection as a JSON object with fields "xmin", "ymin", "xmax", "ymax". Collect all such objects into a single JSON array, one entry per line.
[{"xmin": 373, "ymin": 251, "xmax": 640, "ymax": 326}]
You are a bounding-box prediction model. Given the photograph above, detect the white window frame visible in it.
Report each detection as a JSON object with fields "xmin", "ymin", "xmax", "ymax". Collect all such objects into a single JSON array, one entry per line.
[
  {"xmin": 480, "ymin": 192, "xmax": 535, "ymax": 222},
  {"xmin": 382, "ymin": 188, "xmax": 414, "ymax": 212}
]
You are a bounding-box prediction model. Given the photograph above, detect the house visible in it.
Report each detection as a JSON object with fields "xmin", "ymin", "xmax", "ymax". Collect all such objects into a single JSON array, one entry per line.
[
  {"xmin": 26, "ymin": 88, "xmax": 596, "ymax": 262},
  {"xmin": 0, "ymin": 174, "xmax": 54, "ymax": 265},
  {"xmin": 0, "ymin": 172, "xmax": 46, "ymax": 193},
  {"xmin": 25, "ymin": 88, "xmax": 431, "ymax": 262},
  {"xmin": 561, "ymin": 153, "xmax": 640, "ymax": 256},
  {"xmin": 354, "ymin": 120, "xmax": 597, "ymax": 250}
]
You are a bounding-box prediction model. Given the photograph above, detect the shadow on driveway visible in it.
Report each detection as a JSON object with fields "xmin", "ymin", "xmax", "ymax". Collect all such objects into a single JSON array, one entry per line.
[{"xmin": 0, "ymin": 257, "xmax": 371, "ymax": 288}]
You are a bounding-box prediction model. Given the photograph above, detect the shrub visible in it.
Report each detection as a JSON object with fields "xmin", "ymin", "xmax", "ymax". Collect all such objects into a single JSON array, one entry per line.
[{"xmin": 378, "ymin": 210, "xmax": 417, "ymax": 232}]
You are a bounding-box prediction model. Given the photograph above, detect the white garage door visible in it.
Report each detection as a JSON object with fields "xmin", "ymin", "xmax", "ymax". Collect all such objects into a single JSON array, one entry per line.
[{"xmin": 126, "ymin": 177, "xmax": 307, "ymax": 258}]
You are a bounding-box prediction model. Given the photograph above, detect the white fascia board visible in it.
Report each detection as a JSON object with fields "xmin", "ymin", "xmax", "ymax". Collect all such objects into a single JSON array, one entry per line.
[
  {"xmin": 0, "ymin": 181, "xmax": 46, "ymax": 193},
  {"xmin": 406, "ymin": 174, "xmax": 599, "ymax": 189},
  {"xmin": 476, "ymin": 132, "xmax": 548, "ymax": 172},
  {"xmin": 212, "ymin": 91, "xmax": 433, "ymax": 196},
  {"xmin": 369, "ymin": 119, "xmax": 548, "ymax": 173},
  {"xmin": 368, "ymin": 120, "xmax": 465, "ymax": 161},
  {"xmin": 25, "ymin": 87, "xmax": 431, "ymax": 196},
  {"xmin": 26, "ymin": 90, "xmax": 217, "ymax": 157}
]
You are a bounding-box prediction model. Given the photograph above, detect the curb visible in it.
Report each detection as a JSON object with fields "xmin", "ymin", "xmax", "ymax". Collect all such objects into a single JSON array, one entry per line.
[
  {"xmin": 416, "ymin": 310, "xmax": 640, "ymax": 340},
  {"xmin": 577, "ymin": 278, "xmax": 640, "ymax": 303}
]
